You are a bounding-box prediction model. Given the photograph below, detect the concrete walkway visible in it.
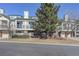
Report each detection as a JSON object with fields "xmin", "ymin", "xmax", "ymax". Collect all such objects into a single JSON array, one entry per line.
[
  {"xmin": 0, "ymin": 39, "xmax": 79, "ymax": 47},
  {"xmin": 69, "ymin": 37, "xmax": 79, "ymax": 41}
]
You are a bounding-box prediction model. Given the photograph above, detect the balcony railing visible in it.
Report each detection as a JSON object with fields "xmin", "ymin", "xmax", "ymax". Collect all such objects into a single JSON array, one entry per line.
[
  {"xmin": 16, "ymin": 25, "xmax": 34, "ymax": 30},
  {"xmin": 0, "ymin": 25, "xmax": 9, "ymax": 30}
]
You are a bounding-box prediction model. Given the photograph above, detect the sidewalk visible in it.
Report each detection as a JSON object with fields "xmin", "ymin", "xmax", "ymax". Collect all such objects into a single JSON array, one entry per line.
[
  {"xmin": 69, "ymin": 37, "xmax": 79, "ymax": 41},
  {"xmin": 0, "ymin": 38, "xmax": 79, "ymax": 46}
]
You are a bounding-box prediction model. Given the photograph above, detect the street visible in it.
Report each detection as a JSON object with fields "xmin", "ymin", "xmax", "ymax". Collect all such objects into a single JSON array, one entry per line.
[{"xmin": 0, "ymin": 42, "xmax": 79, "ymax": 56}]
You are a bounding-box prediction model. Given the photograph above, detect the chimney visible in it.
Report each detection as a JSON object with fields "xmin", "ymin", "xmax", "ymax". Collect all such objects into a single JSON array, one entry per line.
[
  {"xmin": 64, "ymin": 14, "xmax": 69, "ymax": 21},
  {"xmin": 24, "ymin": 10, "xmax": 29, "ymax": 19},
  {"xmin": 0, "ymin": 8, "xmax": 4, "ymax": 14}
]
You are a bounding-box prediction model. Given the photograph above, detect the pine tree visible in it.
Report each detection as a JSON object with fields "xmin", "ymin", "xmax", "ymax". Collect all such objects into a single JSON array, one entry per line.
[{"xmin": 34, "ymin": 3, "xmax": 60, "ymax": 39}]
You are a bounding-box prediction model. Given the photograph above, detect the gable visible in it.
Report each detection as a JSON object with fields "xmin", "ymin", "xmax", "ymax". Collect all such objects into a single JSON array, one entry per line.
[{"xmin": 0, "ymin": 15, "xmax": 9, "ymax": 21}]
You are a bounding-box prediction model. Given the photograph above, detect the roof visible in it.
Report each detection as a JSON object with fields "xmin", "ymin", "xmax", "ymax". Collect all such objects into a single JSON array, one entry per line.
[
  {"xmin": 9, "ymin": 15, "xmax": 37, "ymax": 21},
  {"xmin": 0, "ymin": 14, "xmax": 10, "ymax": 20},
  {"xmin": 0, "ymin": 14, "xmax": 37, "ymax": 22},
  {"xmin": 61, "ymin": 19, "xmax": 75, "ymax": 23},
  {"xmin": 14, "ymin": 17, "xmax": 34, "ymax": 20}
]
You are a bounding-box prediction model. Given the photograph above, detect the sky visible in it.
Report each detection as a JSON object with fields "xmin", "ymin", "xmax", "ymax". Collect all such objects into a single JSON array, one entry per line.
[{"xmin": 0, "ymin": 3, "xmax": 79, "ymax": 19}]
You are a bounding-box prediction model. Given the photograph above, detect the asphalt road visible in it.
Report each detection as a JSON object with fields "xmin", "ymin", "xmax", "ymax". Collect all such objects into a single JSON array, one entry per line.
[{"xmin": 0, "ymin": 42, "xmax": 79, "ymax": 56}]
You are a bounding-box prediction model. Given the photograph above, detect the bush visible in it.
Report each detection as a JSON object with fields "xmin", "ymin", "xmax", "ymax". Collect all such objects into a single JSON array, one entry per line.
[{"xmin": 12, "ymin": 35, "xmax": 29, "ymax": 38}]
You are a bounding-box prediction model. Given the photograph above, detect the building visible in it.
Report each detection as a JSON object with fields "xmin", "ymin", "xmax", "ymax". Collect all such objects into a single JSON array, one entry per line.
[
  {"xmin": 0, "ymin": 8, "xmax": 79, "ymax": 39},
  {"xmin": 0, "ymin": 9, "xmax": 10, "ymax": 39},
  {"xmin": 58, "ymin": 14, "xmax": 79, "ymax": 38},
  {"xmin": 0, "ymin": 9, "xmax": 35, "ymax": 39}
]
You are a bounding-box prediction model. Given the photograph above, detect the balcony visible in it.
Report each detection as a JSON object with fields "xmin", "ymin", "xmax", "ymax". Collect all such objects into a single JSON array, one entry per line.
[
  {"xmin": 0, "ymin": 25, "xmax": 9, "ymax": 30},
  {"xmin": 16, "ymin": 25, "xmax": 34, "ymax": 31}
]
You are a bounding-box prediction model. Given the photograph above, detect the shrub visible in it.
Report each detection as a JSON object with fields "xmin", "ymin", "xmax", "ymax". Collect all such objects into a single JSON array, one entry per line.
[{"xmin": 12, "ymin": 35, "xmax": 29, "ymax": 38}]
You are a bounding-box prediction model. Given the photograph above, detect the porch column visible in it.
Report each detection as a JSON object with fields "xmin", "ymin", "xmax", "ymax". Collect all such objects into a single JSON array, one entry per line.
[
  {"xmin": 75, "ymin": 25, "xmax": 76, "ymax": 37},
  {"xmin": 62, "ymin": 23, "xmax": 63, "ymax": 31}
]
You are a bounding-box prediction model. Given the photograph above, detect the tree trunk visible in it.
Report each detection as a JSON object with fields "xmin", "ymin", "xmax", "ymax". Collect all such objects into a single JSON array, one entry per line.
[{"xmin": 47, "ymin": 31, "xmax": 53, "ymax": 39}]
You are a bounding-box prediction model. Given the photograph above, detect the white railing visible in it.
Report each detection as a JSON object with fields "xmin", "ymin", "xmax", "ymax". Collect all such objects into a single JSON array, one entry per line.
[
  {"xmin": 15, "ymin": 25, "xmax": 34, "ymax": 30},
  {"xmin": 0, "ymin": 25, "xmax": 9, "ymax": 30}
]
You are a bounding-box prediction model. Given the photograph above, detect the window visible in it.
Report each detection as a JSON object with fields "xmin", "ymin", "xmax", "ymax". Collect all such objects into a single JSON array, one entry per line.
[
  {"xmin": 71, "ymin": 24, "xmax": 75, "ymax": 30},
  {"xmin": 29, "ymin": 22, "xmax": 33, "ymax": 29},
  {"xmin": 26, "ymin": 25, "xmax": 29, "ymax": 29},
  {"xmin": 17, "ymin": 21, "xmax": 23, "ymax": 28},
  {"xmin": 2, "ymin": 20, "xmax": 8, "ymax": 25},
  {"xmin": 1, "ymin": 20, "xmax": 8, "ymax": 28},
  {"xmin": 63, "ymin": 23, "xmax": 67, "ymax": 30},
  {"xmin": 76, "ymin": 25, "xmax": 79, "ymax": 30}
]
